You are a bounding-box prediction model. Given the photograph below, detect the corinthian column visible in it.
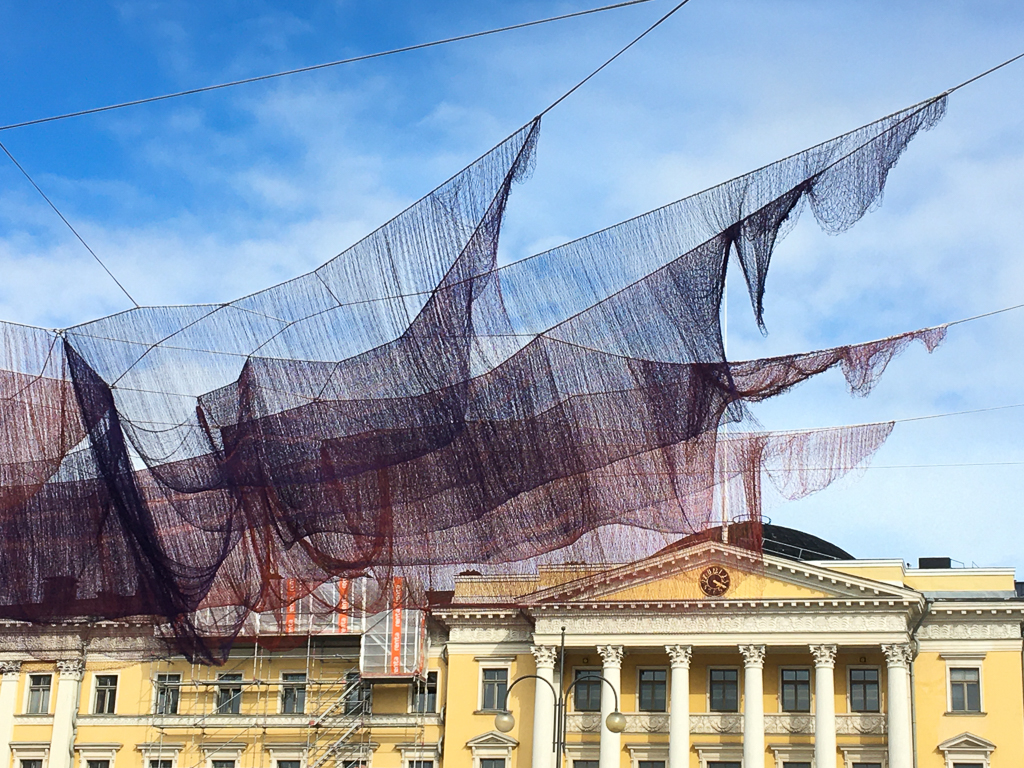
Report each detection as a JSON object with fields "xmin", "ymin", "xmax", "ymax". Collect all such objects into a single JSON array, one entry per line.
[
  {"xmin": 739, "ymin": 645, "xmax": 766, "ymax": 768},
  {"xmin": 596, "ymin": 645, "xmax": 624, "ymax": 768},
  {"xmin": 666, "ymin": 646, "xmax": 692, "ymax": 768},
  {"xmin": 882, "ymin": 644, "xmax": 914, "ymax": 768},
  {"xmin": 0, "ymin": 661, "xmax": 23, "ymax": 768},
  {"xmin": 810, "ymin": 645, "xmax": 838, "ymax": 768},
  {"xmin": 531, "ymin": 646, "xmax": 558, "ymax": 768},
  {"xmin": 50, "ymin": 658, "xmax": 85, "ymax": 768}
]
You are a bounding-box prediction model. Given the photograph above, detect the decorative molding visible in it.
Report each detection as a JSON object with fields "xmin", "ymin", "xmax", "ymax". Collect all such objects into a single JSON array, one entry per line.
[
  {"xmin": 739, "ymin": 644, "xmax": 766, "ymax": 666},
  {"xmin": 882, "ymin": 643, "xmax": 913, "ymax": 668},
  {"xmin": 566, "ymin": 713, "xmax": 668, "ymax": 733},
  {"xmin": 764, "ymin": 714, "xmax": 813, "ymax": 734},
  {"xmin": 810, "ymin": 644, "xmax": 838, "ymax": 667},
  {"xmin": 536, "ymin": 612, "xmax": 907, "ymax": 636},
  {"xmin": 666, "ymin": 645, "xmax": 692, "ymax": 667},
  {"xmin": 56, "ymin": 658, "xmax": 84, "ymax": 679},
  {"xmin": 596, "ymin": 645, "xmax": 624, "ymax": 668},
  {"xmin": 449, "ymin": 626, "xmax": 532, "ymax": 644},
  {"xmin": 0, "ymin": 660, "xmax": 22, "ymax": 676},
  {"xmin": 835, "ymin": 714, "xmax": 886, "ymax": 735},
  {"xmin": 918, "ymin": 621, "xmax": 1020, "ymax": 640},
  {"xmin": 689, "ymin": 714, "xmax": 743, "ymax": 734},
  {"xmin": 531, "ymin": 646, "xmax": 557, "ymax": 668}
]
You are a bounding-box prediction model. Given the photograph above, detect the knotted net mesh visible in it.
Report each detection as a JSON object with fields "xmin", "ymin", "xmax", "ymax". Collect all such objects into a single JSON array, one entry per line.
[{"xmin": 0, "ymin": 95, "xmax": 947, "ymax": 659}]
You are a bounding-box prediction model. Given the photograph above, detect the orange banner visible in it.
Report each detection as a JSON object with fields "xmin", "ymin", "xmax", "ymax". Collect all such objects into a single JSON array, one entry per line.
[
  {"xmin": 389, "ymin": 577, "xmax": 404, "ymax": 674},
  {"xmin": 336, "ymin": 578, "xmax": 350, "ymax": 633},
  {"xmin": 285, "ymin": 578, "xmax": 298, "ymax": 633}
]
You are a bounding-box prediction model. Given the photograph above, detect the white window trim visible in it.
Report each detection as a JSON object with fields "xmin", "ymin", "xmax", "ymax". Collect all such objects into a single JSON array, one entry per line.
[
  {"xmin": 936, "ymin": 731, "xmax": 996, "ymax": 768},
  {"xmin": 201, "ymin": 743, "xmax": 245, "ymax": 768},
  {"xmin": 635, "ymin": 666, "xmax": 669, "ymax": 714},
  {"xmin": 151, "ymin": 672, "xmax": 182, "ymax": 716},
  {"xmin": 845, "ymin": 665, "xmax": 883, "ymax": 714},
  {"xmin": 76, "ymin": 743, "xmax": 121, "ymax": 768},
  {"xmin": 942, "ymin": 654, "xmax": 985, "ymax": 715},
  {"xmin": 265, "ymin": 742, "xmax": 307, "ymax": 768},
  {"xmin": 626, "ymin": 743, "xmax": 669, "ymax": 768},
  {"xmin": 397, "ymin": 742, "xmax": 440, "ymax": 768},
  {"xmin": 778, "ymin": 665, "xmax": 814, "ymax": 714},
  {"xmin": 407, "ymin": 670, "xmax": 438, "ymax": 714},
  {"xmin": 278, "ymin": 670, "xmax": 307, "ymax": 715},
  {"xmin": 11, "ymin": 741, "xmax": 51, "ymax": 768},
  {"xmin": 694, "ymin": 743, "xmax": 743, "ymax": 768},
  {"xmin": 23, "ymin": 672, "xmax": 53, "ymax": 715},
  {"xmin": 769, "ymin": 742, "xmax": 815, "ymax": 767},
  {"xmin": 466, "ymin": 731, "xmax": 517, "ymax": 768},
  {"xmin": 839, "ymin": 743, "xmax": 888, "ymax": 768},
  {"xmin": 477, "ymin": 661, "xmax": 512, "ymax": 712},
  {"xmin": 564, "ymin": 743, "xmax": 600, "ymax": 766},
  {"xmin": 706, "ymin": 666, "xmax": 741, "ymax": 713},
  {"xmin": 136, "ymin": 741, "xmax": 183, "ymax": 768},
  {"xmin": 89, "ymin": 672, "xmax": 119, "ymax": 716},
  {"xmin": 570, "ymin": 666, "xmax": 602, "ymax": 714},
  {"xmin": 214, "ymin": 673, "xmax": 244, "ymax": 715}
]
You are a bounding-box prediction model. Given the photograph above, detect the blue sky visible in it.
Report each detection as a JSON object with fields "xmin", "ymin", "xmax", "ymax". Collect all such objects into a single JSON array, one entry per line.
[{"xmin": 1, "ymin": 0, "xmax": 1023, "ymax": 571}]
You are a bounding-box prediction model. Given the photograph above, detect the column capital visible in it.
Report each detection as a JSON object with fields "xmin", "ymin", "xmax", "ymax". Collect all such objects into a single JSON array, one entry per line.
[
  {"xmin": 56, "ymin": 658, "xmax": 84, "ymax": 680},
  {"xmin": 597, "ymin": 645, "xmax": 624, "ymax": 669},
  {"xmin": 739, "ymin": 644, "xmax": 766, "ymax": 667},
  {"xmin": 882, "ymin": 643, "xmax": 913, "ymax": 669},
  {"xmin": 531, "ymin": 645, "xmax": 558, "ymax": 669},
  {"xmin": 666, "ymin": 645, "xmax": 692, "ymax": 668},
  {"xmin": 0, "ymin": 661, "xmax": 22, "ymax": 677},
  {"xmin": 809, "ymin": 644, "xmax": 838, "ymax": 667}
]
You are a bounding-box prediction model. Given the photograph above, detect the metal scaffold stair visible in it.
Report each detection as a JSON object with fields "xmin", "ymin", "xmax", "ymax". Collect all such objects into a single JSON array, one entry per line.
[{"xmin": 307, "ymin": 675, "xmax": 369, "ymax": 768}]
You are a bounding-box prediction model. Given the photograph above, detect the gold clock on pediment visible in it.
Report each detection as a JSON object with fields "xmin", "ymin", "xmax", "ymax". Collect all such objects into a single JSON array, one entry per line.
[{"xmin": 699, "ymin": 565, "xmax": 731, "ymax": 596}]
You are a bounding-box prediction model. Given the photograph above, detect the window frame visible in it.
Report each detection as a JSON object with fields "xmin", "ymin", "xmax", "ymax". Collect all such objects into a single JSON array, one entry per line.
[
  {"xmin": 706, "ymin": 667, "xmax": 740, "ymax": 713},
  {"xmin": 91, "ymin": 672, "xmax": 119, "ymax": 715},
  {"xmin": 571, "ymin": 666, "xmax": 602, "ymax": 713},
  {"xmin": 943, "ymin": 654, "xmax": 985, "ymax": 715},
  {"xmin": 846, "ymin": 665, "xmax": 881, "ymax": 714},
  {"xmin": 215, "ymin": 672, "xmax": 244, "ymax": 715},
  {"xmin": 636, "ymin": 667, "xmax": 668, "ymax": 713},
  {"xmin": 478, "ymin": 664, "xmax": 511, "ymax": 712},
  {"xmin": 778, "ymin": 666, "xmax": 813, "ymax": 713},
  {"xmin": 409, "ymin": 670, "xmax": 438, "ymax": 714},
  {"xmin": 25, "ymin": 673, "xmax": 53, "ymax": 715},
  {"xmin": 153, "ymin": 672, "xmax": 182, "ymax": 716},
  {"xmin": 279, "ymin": 671, "xmax": 307, "ymax": 715}
]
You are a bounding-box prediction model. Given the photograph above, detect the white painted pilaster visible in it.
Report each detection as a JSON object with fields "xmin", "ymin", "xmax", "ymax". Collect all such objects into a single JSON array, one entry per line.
[
  {"xmin": 0, "ymin": 661, "xmax": 23, "ymax": 768},
  {"xmin": 531, "ymin": 646, "xmax": 557, "ymax": 768},
  {"xmin": 810, "ymin": 644, "xmax": 838, "ymax": 768},
  {"xmin": 666, "ymin": 646, "xmax": 692, "ymax": 768},
  {"xmin": 882, "ymin": 644, "xmax": 914, "ymax": 768},
  {"xmin": 739, "ymin": 645, "xmax": 766, "ymax": 768},
  {"xmin": 597, "ymin": 645, "xmax": 624, "ymax": 768},
  {"xmin": 49, "ymin": 659, "xmax": 84, "ymax": 768}
]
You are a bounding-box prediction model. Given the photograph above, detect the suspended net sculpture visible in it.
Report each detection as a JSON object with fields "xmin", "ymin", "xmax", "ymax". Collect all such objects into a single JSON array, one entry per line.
[{"xmin": 0, "ymin": 93, "xmax": 948, "ymax": 659}]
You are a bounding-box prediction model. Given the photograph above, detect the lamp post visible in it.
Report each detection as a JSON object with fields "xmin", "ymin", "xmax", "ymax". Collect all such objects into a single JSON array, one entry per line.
[{"xmin": 494, "ymin": 672, "xmax": 626, "ymax": 765}]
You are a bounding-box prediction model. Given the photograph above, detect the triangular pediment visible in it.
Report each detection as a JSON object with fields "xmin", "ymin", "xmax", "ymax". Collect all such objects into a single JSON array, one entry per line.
[
  {"xmin": 937, "ymin": 732, "xmax": 996, "ymax": 753},
  {"xmin": 465, "ymin": 731, "xmax": 518, "ymax": 748},
  {"xmin": 520, "ymin": 540, "xmax": 920, "ymax": 605}
]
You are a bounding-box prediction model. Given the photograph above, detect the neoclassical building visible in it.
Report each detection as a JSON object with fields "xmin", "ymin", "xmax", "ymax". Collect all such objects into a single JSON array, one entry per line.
[{"xmin": 0, "ymin": 525, "xmax": 1021, "ymax": 768}]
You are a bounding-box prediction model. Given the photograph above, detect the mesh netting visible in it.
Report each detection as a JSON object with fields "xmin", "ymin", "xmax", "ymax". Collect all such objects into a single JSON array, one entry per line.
[{"xmin": 0, "ymin": 95, "xmax": 947, "ymax": 659}]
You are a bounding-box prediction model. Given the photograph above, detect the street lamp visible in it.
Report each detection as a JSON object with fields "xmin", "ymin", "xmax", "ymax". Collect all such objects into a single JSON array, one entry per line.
[{"xmin": 493, "ymin": 673, "xmax": 626, "ymax": 735}]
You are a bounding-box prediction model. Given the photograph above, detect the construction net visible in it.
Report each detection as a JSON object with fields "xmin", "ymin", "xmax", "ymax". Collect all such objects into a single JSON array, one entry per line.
[{"xmin": 0, "ymin": 93, "xmax": 947, "ymax": 659}]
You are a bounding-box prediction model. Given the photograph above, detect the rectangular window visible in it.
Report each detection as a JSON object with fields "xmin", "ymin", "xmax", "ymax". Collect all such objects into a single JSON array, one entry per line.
[
  {"xmin": 638, "ymin": 669, "xmax": 667, "ymax": 712},
  {"xmin": 783, "ymin": 763, "xmax": 812, "ymax": 768},
  {"xmin": 481, "ymin": 668, "xmax": 508, "ymax": 711},
  {"xmin": 408, "ymin": 762, "xmax": 434, "ymax": 768},
  {"xmin": 155, "ymin": 673, "xmax": 181, "ymax": 715},
  {"xmin": 709, "ymin": 668, "xmax": 738, "ymax": 712},
  {"xmin": 94, "ymin": 675, "xmax": 118, "ymax": 714},
  {"xmin": 87, "ymin": 761, "xmax": 110, "ymax": 768},
  {"xmin": 211, "ymin": 761, "xmax": 235, "ymax": 768},
  {"xmin": 216, "ymin": 673, "xmax": 243, "ymax": 715},
  {"xmin": 950, "ymin": 668, "xmax": 981, "ymax": 712},
  {"xmin": 27, "ymin": 674, "xmax": 51, "ymax": 714},
  {"xmin": 20, "ymin": 761, "xmax": 42, "ymax": 768},
  {"xmin": 849, "ymin": 668, "xmax": 879, "ymax": 712},
  {"xmin": 343, "ymin": 671, "xmax": 370, "ymax": 715},
  {"xmin": 149, "ymin": 761, "xmax": 172, "ymax": 768},
  {"xmin": 638, "ymin": 762, "xmax": 666, "ymax": 768},
  {"xmin": 277, "ymin": 761, "xmax": 300, "ymax": 768},
  {"xmin": 707, "ymin": 763, "xmax": 741, "ymax": 768},
  {"xmin": 281, "ymin": 673, "xmax": 306, "ymax": 714},
  {"xmin": 851, "ymin": 764, "xmax": 882, "ymax": 768},
  {"xmin": 480, "ymin": 761, "xmax": 505, "ymax": 768},
  {"xmin": 574, "ymin": 670, "xmax": 601, "ymax": 712},
  {"xmin": 781, "ymin": 668, "xmax": 811, "ymax": 712},
  {"xmin": 412, "ymin": 671, "xmax": 438, "ymax": 713},
  {"xmin": 573, "ymin": 762, "xmax": 599, "ymax": 768}
]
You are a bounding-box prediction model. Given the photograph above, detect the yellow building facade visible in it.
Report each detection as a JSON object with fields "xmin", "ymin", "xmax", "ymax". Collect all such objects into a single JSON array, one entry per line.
[{"xmin": 1, "ymin": 526, "xmax": 1021, "ymax": 768}]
